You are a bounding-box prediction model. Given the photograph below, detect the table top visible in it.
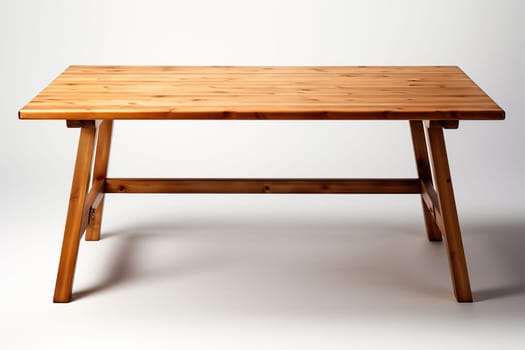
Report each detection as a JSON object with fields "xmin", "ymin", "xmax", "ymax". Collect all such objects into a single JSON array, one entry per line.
[{"xmin": 19, "ymin": 66, "xmax": 504, "ymax": 121}]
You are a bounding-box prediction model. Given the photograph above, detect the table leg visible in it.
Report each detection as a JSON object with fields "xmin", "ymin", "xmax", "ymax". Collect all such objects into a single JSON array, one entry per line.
[
  {"xmin": 86, "ymin": 120, "xmax": 113, "ymax": 241},
  {"xmin": 426, "ymin": 122, "xmax": 473, "ymax": 302},
  {"xmin": 54, "ymin": 125, "xmax": 97, "ymax": 303},
  {"xmin": 409, "ymin": 121, "xmax": 442, "ymax": 242}
]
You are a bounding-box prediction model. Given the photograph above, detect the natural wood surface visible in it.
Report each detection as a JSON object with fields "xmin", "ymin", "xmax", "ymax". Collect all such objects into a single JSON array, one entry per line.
[
  {"xmin": 54, "ymin": 127, "xmax": 96, "ymax": 303},
  {"xmin": 22, "ymin": 66, "xmax": 497, "ymax": 303},
  {"xmin": 86, "ymin": 120, "xmax": 113, "ymax": 241},
  {"xmin": 80, "ymin": 178, "xmax": 104, "ymax": 236},
  {"xmin": 426, "ymin": 122, "xmax": 473, "ymax": 302},
  {"xmin": 104, "ymin": 178, "xmax": 421, "ymax": 194},
  {"xmin": 19, "ymin": 66, "xmax": 504, "ymax": 120},
  {"xmin": 409, "ymin": 121, "xmax": 442, "ymax": 241}
]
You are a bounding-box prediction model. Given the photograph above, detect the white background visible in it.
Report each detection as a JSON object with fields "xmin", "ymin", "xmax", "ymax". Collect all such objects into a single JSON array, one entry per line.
[{"xmin": 1, "ymin": 0, "xmax": 524, "ymax": 349}]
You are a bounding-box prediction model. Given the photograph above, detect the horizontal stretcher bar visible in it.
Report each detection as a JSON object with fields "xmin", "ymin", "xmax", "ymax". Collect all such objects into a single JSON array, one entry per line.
[{"xmin": 104, "ymin": 178, "xmax": 422, "ymax": 194}]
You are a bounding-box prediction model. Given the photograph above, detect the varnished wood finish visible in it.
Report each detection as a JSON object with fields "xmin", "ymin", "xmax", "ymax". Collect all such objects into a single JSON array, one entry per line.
[
  {"xmin": 420, "ymin": 179, "xmax": 441, "ymax": 222},
  {"xmin": 86, "ymin": 120, "xmax": 113, "ymax": 241},
  {"xmin": 18, "ymin": 66, "xmax": 503, "ymax": 303},
  {"xmin": 104, "ymin": 178, "xmax": 421, "ymax": 194},
  {"xmin": 19, "ymin": 66, "xmax": 504, "ymax": 120},
  {"xmin": 409, "ymin": 121, "xmax": 442, "ymax": 241},
  {"xmin": 426, "ymin": 123, "xmax": 473, "ymax": 302},
  {"xmin": 433, "ymin": 120, "xmax": 460, "ymax": 129},
  {"xmin": 66, "ymin": 120, "xmax": 96, "ymax": 128},
  {"xmin": 80, "ymin": 179, "xmax": 104, "ymax": 237},
  {"xmin": 54, "ymin": 127, "xmax": 96, "ymax": 303}
]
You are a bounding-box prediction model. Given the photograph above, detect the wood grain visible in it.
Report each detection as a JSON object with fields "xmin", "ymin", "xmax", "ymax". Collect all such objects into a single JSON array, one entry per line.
[
  {"xmin": 104, "ymin": 178, "xmax": 421, "ymax": 194},
  {"xmin": 426, "ymin": 122, "xmax": 473, "ymax": 302},
  {"xmin": 409, "ymin": 120, "xmax": 442, "ymax": 241},
  {"xmin": 54, "ymin": 127, "xmax": 96, "ymax": 303},
  {"xmin": 80, "ymin": 178, "xmax": 104, "ymax": 236},
  {"xmin": 19, "ymin": 66, "xmax": 504, "ymax": 120},
  {"xmin": 85, "ymin": 120, "xmax": 113, "ymax": 241}
]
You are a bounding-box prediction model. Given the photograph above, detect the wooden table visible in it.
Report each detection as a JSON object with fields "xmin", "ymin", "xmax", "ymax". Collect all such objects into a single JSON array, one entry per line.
[{"xmin": 19, "ymin": 66, "xmax": 504, "ymax": 303}]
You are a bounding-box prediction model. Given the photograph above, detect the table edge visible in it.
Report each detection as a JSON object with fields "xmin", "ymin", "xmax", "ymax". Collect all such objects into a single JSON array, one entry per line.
[{"xmin": 18, "ymin": 109, "xmax": 505, "ymax": 121}]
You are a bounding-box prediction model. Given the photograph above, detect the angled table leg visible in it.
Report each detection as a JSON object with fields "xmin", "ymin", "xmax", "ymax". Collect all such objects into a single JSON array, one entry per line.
[
  {"xmin": 426, "ymin": 121, "xmax": 473, "ymax": 302},
  {"xmin": 54, "ymin": 122, "xmax": 97, "ymax": 303},
  {"xmin": 86, "ymin": 120, "xmax": 113, "ymax": 241},
  {"xmin": 409, "ymin": 120, "xmax": 442, "ymax": 242}
]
